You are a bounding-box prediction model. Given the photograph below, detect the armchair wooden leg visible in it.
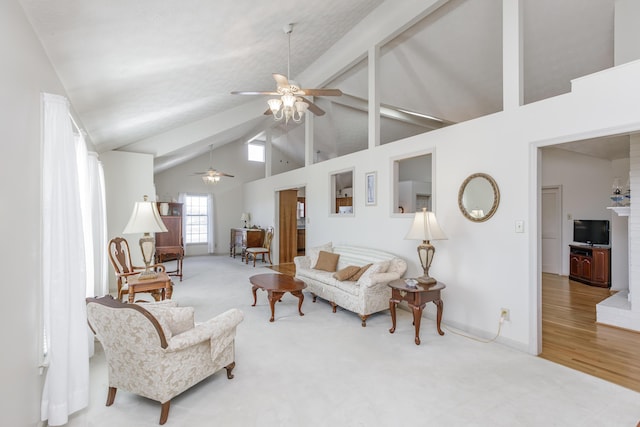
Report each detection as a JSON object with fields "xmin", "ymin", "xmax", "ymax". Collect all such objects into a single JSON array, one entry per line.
[
  {"xmin": 359, "ymin": 314, "xmax": 369, "ymax": 327},
  {"xmin": 225, "ymin": 361, "xmax": 236, "ymax": 379},
  {"xmin": 106, "ymin": 387, "xmax": 117, "ymax": 406},
  {"xmin": 159, "ymin": 401, "xmax": 170, "ymax": 425}
]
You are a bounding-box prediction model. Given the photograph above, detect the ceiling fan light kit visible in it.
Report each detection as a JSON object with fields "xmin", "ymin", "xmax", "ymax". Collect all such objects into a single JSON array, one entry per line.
[
  {"xmin": 196, "ymin": 145, "xmax": 234, "ymax": 184},
  {"xmin": 231, "ymin": 23, "xmax": 342, "ymax": 124}
]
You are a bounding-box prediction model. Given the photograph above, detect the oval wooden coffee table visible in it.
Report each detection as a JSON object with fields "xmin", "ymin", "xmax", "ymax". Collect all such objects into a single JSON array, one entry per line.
[{"xmin": 250, "ymin": 273, "xmax": 306, "ymax": 322}]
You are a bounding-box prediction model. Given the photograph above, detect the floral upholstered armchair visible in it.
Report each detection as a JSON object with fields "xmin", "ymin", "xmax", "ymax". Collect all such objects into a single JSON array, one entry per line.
[{"xmin": 86, "ymin": 296, "xmax": 244, "ymax": 425}]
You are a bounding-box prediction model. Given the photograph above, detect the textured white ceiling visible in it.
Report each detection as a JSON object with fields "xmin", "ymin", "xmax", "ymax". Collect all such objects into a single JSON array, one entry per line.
[
  {"xmin": 19, "ymin": 0, "xmax": 625, "ymax": 170},
  {"xmin": 19, "ymin": 0, "xmax": 384, "ymax": 151}
]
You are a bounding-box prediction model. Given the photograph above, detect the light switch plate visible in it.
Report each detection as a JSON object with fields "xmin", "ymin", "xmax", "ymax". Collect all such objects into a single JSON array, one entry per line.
[{"xmin": 515, "ymin": 220, "xmax": 524, "ymax": 233}]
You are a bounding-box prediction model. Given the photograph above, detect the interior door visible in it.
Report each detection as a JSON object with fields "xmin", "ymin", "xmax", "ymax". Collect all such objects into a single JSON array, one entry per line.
[
  {"xmin": 542, "ymin": 186, "xmax": 562, "ymax": 274},
  {"xmin": 278, "ymin": 189, "xmax": 298, "ymax": 264}
]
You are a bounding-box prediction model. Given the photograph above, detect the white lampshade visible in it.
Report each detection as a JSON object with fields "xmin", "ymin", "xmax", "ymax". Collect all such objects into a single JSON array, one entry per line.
[
  {"xmin": 241, "ymin": 212, "xmax": 250, "ymax": 222},
  {"xmin": 268, "ymin": 98, "xmax": 282, "ymax": 113},
  {"xmin": 295, "ymin": 101, "xmax": 308, "ymax": 114},
  {"xmin": 405, "ymin": 209, "xmax": 447, "ymax": 242},
  {"xmin": 123, "ymin": 196, "xmax": 168, "ymax": 234},
  {"xmin": 282, "ymin": 93, "xmax": 296, "ymax": 108}
]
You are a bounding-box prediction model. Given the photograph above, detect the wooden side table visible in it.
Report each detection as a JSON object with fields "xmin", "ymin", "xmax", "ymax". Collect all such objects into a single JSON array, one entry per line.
[
  {"xmin": 126, "ymin": 271, "xmax": 173, "ymax": 303},
  {"xmin": 155, "ymin": 245, "xmax": 184, "ymax": 281},
  {"xmin": 388, "ymin": 279, "xmax": 445, "ymax": 345}
]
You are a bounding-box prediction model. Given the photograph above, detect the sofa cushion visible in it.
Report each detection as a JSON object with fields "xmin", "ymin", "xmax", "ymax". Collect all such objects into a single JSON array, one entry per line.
[
  {"xmin": 333, "ymin": 265, "xmax": 360, "ymax": 281},
  {"xmin": 314, "ymin": 251, "xmax": 340, "ymax": 272},
  {"xmin": 356, "ymin": 260, "xmax": 390, "ymax": 284},
  {"xmin": 308, "ymin": 242, "xmax": 333, "ymax": 267},
  {"xmin": 350, "ymin": 263, "xmax": 372, "ymax": 281}
]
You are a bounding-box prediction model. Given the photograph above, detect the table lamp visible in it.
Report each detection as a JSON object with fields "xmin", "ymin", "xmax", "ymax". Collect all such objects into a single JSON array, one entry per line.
[
  {"xmin": 405, "ymin": 208, "xmax": 447, "ymax": 285},
  {"xmin": 241, "ymin": 212, "xmax": 250, "ymax": 228},
  {"xmin": 123, "ymin": 195, "xmax": 168, "ymax": 279}
]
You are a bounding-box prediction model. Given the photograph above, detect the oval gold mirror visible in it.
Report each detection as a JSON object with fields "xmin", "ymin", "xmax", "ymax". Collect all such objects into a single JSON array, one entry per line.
[{"xmin": 458, "ymin": 173, "xmax": 500, "ymax": 222}]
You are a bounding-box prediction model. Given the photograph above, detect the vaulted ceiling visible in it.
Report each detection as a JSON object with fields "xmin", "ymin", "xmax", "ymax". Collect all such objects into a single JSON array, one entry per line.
[{"xmin": 19, "ymin": 0, "xmax": 626, "ymax": 172}]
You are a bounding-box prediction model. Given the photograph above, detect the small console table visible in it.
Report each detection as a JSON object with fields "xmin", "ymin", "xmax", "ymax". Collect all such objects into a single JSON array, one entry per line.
[
  {"xmin": 568, "ymin": 245, "xmax": 610, "ymax": 288},
  {"xmin": 388, "ymin": 279, "xmax": 445, "ymax": 345},
  {"xmin": 230, "ymin": 228, "xmax": 264, "ymax": 261}
]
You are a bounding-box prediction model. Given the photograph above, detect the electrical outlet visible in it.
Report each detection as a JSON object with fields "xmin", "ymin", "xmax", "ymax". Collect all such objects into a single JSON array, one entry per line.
[{"xmin": 500, "ymin": 308, "xmax": 510, "ymax": 322}]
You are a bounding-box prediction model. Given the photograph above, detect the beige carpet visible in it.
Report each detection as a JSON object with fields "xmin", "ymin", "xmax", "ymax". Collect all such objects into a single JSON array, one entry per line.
[{"xmin": 69, "ymin": 255, "xmax": 640, "ymax": 426}]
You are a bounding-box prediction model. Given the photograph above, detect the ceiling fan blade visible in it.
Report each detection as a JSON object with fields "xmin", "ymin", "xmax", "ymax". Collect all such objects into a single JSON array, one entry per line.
[
  {"xmin": 218, "ymin": 172, "xmax": 234, "ymax": 177},
  {"xmin": 231, "ymin": 91, "xmax": 280, "ymax": 96},
  {"xmin": 301, "ymin": 98, "xmax": 325, "ymax": 116},
  {"xmin": 273, "ymin": 73, "xmax": 289, "ymax": 88},
  {"xmin": 263, "ymin": 108, "xmax": 273, "ymax": 116},
  {"xmin": 299, "ymin": 88, "xmax": 343, "ymax": 97}
]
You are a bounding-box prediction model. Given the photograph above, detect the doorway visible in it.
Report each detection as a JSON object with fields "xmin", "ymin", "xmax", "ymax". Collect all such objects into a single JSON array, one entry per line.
[
  {"xmin": 278, "ymin": 187, "xmax": 306, "ymax": 264},
  {"xmin": 541, "ymin": 186, "xmax": 562, "ymax": 275}
]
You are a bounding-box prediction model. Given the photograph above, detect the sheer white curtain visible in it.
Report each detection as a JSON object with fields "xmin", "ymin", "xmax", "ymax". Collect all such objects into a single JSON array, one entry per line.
[
  {"xmin": 207, "ymin": 193, "xmax": 215, "ymax": 254},
  {"xmin": 178, "ymin": 192, "xmax": 187, "ymax": 248},
  {"xmin": 87, "ymin": 151, "xmax": 107, "ymax": 297},
  {"xmin": 40, "ymin": 93, "xmax": 89, "ymax": 425}
]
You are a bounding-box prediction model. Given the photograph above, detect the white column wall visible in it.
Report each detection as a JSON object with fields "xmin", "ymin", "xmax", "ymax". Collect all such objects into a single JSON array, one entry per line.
[
  {"xmin": 629, "ymin": 135, "xmax": 640, "ymax": 311},
  {"xmin": 244, "ymin": 58, "xmax": 640, "ymax": 351},
  {"xmin": 101, "ymin": 151, "xmax": 157, "ymax": 291},
  {"xmin": 0, "ymin": 1, "xmax": 68, "ymax": 425}
]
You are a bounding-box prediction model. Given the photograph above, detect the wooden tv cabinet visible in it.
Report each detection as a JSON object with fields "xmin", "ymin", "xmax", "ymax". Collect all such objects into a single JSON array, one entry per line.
[{"xmin": 568, "ymin": 245, "xmax": 610, "ymax": 288}]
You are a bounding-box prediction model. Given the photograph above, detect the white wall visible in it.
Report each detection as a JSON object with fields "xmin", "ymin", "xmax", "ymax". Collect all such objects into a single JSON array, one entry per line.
[
  {"xmin": 0, "ymin": 1, "xmax": 68, "ymax": 424},
  {"xmin": 154, "ymin": 140, "xmax": 264, "ymax": 255},
  {"xmin": 629, "ymin": 135, "xmax": 640, "ymax": 313},
  {"xmin": 101, "ymin": 151, "xmax": 157, "ymax": 291},
  {"xmin": 610, "ymin": 157, "xmax": 630, "ymax": 290},
  {"xmin": 243, "ymin": 60, "xmax": 640, "ymax": 352},
  {"xmin": 615, "ymin": 0, "xmax": 640, "ymax": 65}
]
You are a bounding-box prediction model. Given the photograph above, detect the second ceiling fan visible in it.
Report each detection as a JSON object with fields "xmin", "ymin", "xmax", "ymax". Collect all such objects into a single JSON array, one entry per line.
[
  {"xmin": 231, "ymin": 24, "xmax": 342, "ymax": 123},
  {"xmin": 193, "ymin": 145, "xmax": 234, "ymax": 184}
]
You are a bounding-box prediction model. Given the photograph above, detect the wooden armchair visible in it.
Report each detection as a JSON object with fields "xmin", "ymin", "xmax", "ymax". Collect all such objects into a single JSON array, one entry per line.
[
  {"xmin": 245, "ymin": 227, "xmax": 274, "ymax": 267},
  {"xmin": 108, "ymin": 237, "xmax": 166, "ymax": 301}
]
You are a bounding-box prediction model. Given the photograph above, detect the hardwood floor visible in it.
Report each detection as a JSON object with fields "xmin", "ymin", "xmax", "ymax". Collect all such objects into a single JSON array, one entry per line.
[
  {"xmin": 270, "ymin": 266, "xmax": 640, "ymax": 392},
  {"xmin": 541, "ymin": 273, "xmax": 640, "ymax": 392}
]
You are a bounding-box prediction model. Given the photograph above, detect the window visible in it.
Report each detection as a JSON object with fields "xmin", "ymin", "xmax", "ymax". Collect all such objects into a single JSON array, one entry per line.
[
  {"xmin": 393, "ymin": 153, "xmax": 433, "ymax": 214},
  {"xmin": 331, "ymin": 169, "xmax": 354, "ymax": 214},
  {"xmin": 248, "ymin": 142, "xmax": 265, "ymax": 162},
  {"xmin": 185, "ymin": 194, "xmax": 208, "ymax": 243}
]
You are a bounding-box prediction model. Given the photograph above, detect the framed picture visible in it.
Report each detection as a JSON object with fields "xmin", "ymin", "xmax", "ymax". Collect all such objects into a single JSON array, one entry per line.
[{"xmin": 365, "ymin": 171, "xmax": 377, "ymax": 206}]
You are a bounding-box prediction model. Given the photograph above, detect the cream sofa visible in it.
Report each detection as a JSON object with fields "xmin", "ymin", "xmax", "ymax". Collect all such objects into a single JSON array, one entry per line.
[{"xmin": 294, "ymin": 243, "xmax": 407, "ymax": 326}]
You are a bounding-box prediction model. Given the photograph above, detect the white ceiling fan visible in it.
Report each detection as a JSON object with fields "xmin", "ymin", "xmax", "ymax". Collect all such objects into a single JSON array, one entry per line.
[
  {"xmin": 193, "ymin": 145, "xmax": 234, "ymax": 183},
  {"xmin": 231, "ymin": 23, "xmax": 342, "ymax": 123}
]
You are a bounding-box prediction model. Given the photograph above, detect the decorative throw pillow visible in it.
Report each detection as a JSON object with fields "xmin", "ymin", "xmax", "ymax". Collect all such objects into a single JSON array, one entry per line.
[
  {"xmin": 332, "ymin": 265, "xmax": 361, "ymax": 281},
  {"xmin": 356, "ymin": 260, "xmax": 390, "ymax": 283},
  {"xmin": 308, "ymin": 242, "xmax": 333, "ymax": 267},
  {"xmin": 314, "ymin": 250, "xmax": 340, "ymax": 272},
  {"xmin": 349, "ymin": 263, "xmax": 372, "ymax": 281}
]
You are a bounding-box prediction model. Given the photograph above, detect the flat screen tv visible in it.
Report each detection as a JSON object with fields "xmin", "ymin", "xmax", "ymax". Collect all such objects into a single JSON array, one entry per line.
[{"xmin": 573, "ymin": 219, "xmax": 610, "ymax": 246}]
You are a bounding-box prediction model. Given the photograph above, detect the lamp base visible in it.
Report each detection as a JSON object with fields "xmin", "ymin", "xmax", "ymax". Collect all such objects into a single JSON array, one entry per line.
[
  {"xmin": 416, "ymin": 275, "xmax": 437, "ymax": 285},
  {"xmin": 137, "ymin": 269, "xmax": 158, "ymax": 280}
]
